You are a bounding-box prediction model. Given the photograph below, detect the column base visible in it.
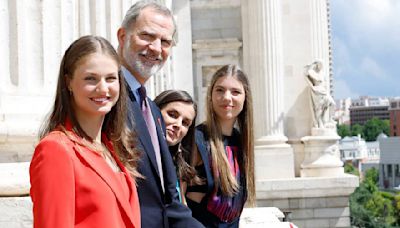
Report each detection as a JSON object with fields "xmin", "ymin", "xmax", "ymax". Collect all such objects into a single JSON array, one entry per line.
[
  {"xmin": 0, "ymin": 117, "xmax": 40, "ymax": 162},
  {"xmin": 255, "ymin": 142, "xmax": 295, "ymax": 180}
]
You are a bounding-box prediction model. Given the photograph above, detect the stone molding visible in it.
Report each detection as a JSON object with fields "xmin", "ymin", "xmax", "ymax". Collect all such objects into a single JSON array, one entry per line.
[
  {"xmin": 0, "ymin": 162, "xmax": 30, "ymax": 196},
  {"xmin": 191, "ymin": 0, "xmax": 240, "ymax": 9},
  {"xmin": 256, "ymin": 175, "xmax": 359, "ymax": 199},
  {"xmin": 192, "ymin": 38, "xmax": 242, "ymax": 51}
]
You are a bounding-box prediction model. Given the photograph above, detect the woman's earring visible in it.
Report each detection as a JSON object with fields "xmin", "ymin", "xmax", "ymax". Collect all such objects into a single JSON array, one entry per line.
[{"xmin": 68, "ymin": 88, "xmax": 72, "ymax": 95}]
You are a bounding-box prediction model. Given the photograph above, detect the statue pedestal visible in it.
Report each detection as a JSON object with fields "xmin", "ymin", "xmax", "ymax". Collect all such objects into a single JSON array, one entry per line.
[{"xmin": 300, "ymin": 128, "xmax": 344, "ymax": 177}]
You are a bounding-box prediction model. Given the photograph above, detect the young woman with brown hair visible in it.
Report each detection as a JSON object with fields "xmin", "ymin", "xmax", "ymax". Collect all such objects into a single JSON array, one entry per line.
[
  {"xmin": 186, "ymin": 64, "xmax": 255, "ymax": 227},
  {"xmin": 30, "ymin": 35, "xmax": 141, "ymax": 228}
]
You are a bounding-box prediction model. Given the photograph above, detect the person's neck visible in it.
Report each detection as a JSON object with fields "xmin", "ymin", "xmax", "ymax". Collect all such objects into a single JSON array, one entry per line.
[
  {"xmin": 75, "ymin": 114, "xmax": 104, "ymax": 143},
  {"xmin": 122, "ymin": 63, "xmax": 148, "ymax": 85},
  {"xmin": 219, "ymin": 119, "xmax": 236, "ymax": 136}
]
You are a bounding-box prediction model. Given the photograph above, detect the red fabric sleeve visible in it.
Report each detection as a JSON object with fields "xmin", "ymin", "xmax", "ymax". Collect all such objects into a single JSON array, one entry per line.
[{"xmin": 30, "ymin": 137, "xmax": 75, "ymax": 228}]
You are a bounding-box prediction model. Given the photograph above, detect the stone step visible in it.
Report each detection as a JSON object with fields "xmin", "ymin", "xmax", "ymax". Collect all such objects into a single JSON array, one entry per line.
[
  {"xmin": 0, "ymin": 197, "xmax": 32, "ymax": 228},
  {"xmin": 0, "ymin": 162, "xmax": 30, "ymax": 196}
]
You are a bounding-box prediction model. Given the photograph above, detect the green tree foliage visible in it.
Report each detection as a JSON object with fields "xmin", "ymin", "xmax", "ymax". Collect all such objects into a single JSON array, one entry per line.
[
  {"xmin": 344, "ymin": 163, "xmax": 359, "ymax": 176},
  {"xmin": 380, "ymin": 120, "xmax": 390, "ymax": 135},
  {"xmin": 337, "ymin": 124, "xmax": 351, "ymax": 138},
  {"xmin": 351, "ymin": 124, "xmax": 364, "ymax": 138},
  {"xmin": 363, "ymin": 118, "xmax": 390, "ymax": 141},
  {"xmin": 339, "ymin": 118, "xmax": 390, "ymax": 141},
  {"xmin": 350, "ymin": 168, "xmax": 399, "ymax": 227},
  {"xmin": 394, "ymin": 194, "xmax": 400, "ymax": 225}
]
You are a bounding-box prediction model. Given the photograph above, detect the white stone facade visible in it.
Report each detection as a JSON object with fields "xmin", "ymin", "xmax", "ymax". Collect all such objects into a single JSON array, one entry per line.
[
  {"xmin": 0, "ymin": 0, "xmax": 358, "ymax": 227},
  {"xmin": 0, "ymin": 0, "xmax": 194, "ymax": 159}
]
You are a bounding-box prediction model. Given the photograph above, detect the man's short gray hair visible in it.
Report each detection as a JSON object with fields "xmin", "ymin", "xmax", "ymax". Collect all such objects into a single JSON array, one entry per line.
[{"xmin": 121, "ymin": 1, "xmax": 177, "ymax": 44}]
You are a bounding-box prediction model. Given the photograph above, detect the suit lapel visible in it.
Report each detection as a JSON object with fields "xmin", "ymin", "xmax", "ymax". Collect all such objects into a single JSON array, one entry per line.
[
  {"xmin": 148, "ymin": 101, "xmax": 167, "ymax": 151},
  {"xmin": 127, "ymin": 87, "xmax": 162, "ymax": 179},
  {"xmin": 149, "ymin": 100, "xmax": 181, "ymax": 199},
  {"xmin": 149, "ymin": 100, "xmax": 173, "ymax": 175}
]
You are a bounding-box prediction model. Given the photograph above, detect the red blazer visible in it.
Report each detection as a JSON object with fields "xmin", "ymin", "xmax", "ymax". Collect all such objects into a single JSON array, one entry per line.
[{"xmin": 30, "ymin": 122, "xmax": 140, "ymax": 228}]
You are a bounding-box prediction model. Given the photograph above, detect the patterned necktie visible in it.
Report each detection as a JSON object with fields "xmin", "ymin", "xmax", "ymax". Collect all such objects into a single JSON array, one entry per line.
[{"xmin": 138, "ymin": 86, "xmax": 165, "ymax": 193}]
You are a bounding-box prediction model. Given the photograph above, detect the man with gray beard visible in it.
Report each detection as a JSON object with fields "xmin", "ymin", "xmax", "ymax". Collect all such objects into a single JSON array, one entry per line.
[{"xmin": 117, "ymin": 1, "xmax": 203, "ymax": 228}]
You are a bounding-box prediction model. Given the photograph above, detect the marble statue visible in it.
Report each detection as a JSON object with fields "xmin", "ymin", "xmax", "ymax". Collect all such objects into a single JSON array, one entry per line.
[{"xmin": 304, "ymin": 60, "xmax": 335, "ymax": 129}]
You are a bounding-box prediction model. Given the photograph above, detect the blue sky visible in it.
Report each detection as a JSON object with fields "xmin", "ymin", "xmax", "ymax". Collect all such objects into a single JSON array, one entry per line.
[{"xmin": 330, "ymin": 0, "xmax": 400, "ymax": 99}]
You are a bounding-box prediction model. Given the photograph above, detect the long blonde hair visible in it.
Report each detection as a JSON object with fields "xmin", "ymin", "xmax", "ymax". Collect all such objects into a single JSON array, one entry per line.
[{"xmin": 205, "ymin": 64, "xmax": 255, "ymax": 206}]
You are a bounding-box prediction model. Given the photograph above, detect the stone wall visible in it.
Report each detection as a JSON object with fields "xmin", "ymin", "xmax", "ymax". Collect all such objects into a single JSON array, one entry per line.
[
  {"xmin": 0, "ymin": 0, "xmax": 195, "ymax": 162},
  {"xmin": 262, "ymin": 196, "xmax": 350, "ymax": 227},
  {"xmin": 257, "ymin": 175, "xmax": 359, "ymax": 228},
  {"xmin": 0, "ymin": 197, "xmax": 32, "ymax": 228}
]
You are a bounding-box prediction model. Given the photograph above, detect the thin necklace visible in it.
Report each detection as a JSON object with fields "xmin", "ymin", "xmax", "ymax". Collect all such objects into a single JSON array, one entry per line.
[{"xmin": 93, "ymin": 141, "xmax": 121, "ymax": 173}]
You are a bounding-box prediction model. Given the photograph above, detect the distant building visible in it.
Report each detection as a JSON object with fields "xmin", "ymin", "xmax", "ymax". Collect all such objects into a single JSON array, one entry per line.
[
  {"xmin": 339, "ymin": 135, "xmax": 381, "ymax": 177},
  {"xmin": 378, "ymin": 137, "xmax": 400, "ymax": 189},
  {"xmin": 334, "ymin": 98, "xmax": 351, "ymax": 125},
  {"xmin": 350, "ymin": 105, "xmax": 389, "ymax": 126},
  {"xmin": 351, "ymin": 96, "xmax": 389, "ymax": 107},
  {"xmin": 389, "ymin": 98, "xmax": 400, "ymax": 137},
  {"xmin": 349, "ymin": 96, "xmax": 389, "ymax": 126},
  {"xmin": 340, "ymin": 135, "xmax": 367, "ymax": 162}
]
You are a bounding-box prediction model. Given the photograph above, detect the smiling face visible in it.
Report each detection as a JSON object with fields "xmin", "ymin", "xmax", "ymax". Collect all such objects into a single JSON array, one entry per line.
[
  {"xmin": 211, "ymin": 75, "xmax": 245, "ymax": 125},
  {"xmin": 68, "ymin": 52, "xmax": 120, "ymax": 121},
  {"xmin": 119, "ymin": 7, "xmax": 175, "ymax": 84},
  {"xmin": 161, "ymin": 101, "xmax": 196, "ymax": 146}
]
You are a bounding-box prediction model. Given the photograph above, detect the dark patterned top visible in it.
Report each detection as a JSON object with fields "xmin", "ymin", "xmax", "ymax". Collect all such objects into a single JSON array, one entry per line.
[
  {"xmin": 188, "ymin": 124, "xmax": 247, "ymax": 227},
  {"xmin": 206, "ymin": 134, "xmax": 247, "ymax": 223}
]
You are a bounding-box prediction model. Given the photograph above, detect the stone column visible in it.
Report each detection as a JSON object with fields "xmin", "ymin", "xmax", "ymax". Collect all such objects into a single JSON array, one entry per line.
[
  {"xmin": 0, "ymin": 0, "xmax": 139, "ymax": 160},
  {"xmin": 241, "ymin": 0, "xmax": 294, "ymax": 179},
  {"xmin": 171, "ymin": 0, "xmax": 195, "ymax": 95}
]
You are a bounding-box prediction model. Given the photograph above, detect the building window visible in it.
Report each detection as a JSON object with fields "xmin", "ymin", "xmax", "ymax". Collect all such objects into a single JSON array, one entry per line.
[
  {"xmin": 382, "ymin": 164, "xmax": 386, "ymax": 176},
  {"xmin": 388, "ymin": 164, "xmax": 393, "ymax": 177},
  {"xmin": 396, "ymin": 165, "xmax": 400, "ymax": 177}
]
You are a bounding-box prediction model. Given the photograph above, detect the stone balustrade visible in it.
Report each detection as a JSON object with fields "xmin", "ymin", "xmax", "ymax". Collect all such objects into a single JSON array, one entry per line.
[{"xmin": 0, "ymin": 162, "xmax": 295, "ymax": 227}]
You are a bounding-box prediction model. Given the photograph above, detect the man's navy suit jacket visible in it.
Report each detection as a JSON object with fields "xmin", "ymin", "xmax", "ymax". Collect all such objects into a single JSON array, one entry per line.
[{"xmin": 126, "ymin": 84, "xmax": 203, "ymax": 228}]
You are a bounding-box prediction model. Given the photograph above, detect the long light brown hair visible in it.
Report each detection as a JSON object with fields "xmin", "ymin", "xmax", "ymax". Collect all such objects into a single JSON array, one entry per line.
[
  {"xmin": 205, "ymin": 64, "xmax": 255, "ymax": 205},
  {"xmin": 40, "ymin": 35, "xmax": 140, "ymax": 178}
]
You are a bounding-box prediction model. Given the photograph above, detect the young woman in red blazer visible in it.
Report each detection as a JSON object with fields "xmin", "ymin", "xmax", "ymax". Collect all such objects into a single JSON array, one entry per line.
[{"xmin": 30, "ymin": 35, "xmax": 141, "ymax": 228}]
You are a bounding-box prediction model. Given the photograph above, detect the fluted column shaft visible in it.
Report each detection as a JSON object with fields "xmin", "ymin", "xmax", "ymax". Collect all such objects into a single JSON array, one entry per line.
[
  {"xmin": 241, "ymin": 0, "xmax": 294, "ymax": 179},
  {"xmin": 310, "ymin": 0, "xmax": 330, "ymax": 89},
  {"xmin": 242, "ymin": 0, "xmax": 288, "ymax": 146},
  {"xmin": 0, "ymin": 0, "xmax": 141, "ymax": 154}
]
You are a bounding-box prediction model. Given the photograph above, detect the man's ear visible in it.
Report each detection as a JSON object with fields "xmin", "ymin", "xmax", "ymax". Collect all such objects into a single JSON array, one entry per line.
[{"xmin": 117, "ymin": 28, "xmax": 126, "ymax": 49}]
